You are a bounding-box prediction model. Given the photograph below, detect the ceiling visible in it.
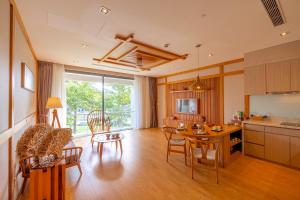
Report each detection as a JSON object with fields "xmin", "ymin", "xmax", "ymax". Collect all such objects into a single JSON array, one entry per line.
[{"xmin": 15, "ymin": 0, "xmax": 300, "ymax": 77}]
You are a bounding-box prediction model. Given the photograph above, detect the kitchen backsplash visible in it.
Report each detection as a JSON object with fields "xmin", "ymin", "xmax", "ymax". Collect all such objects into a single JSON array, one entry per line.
[{"xmin": 250, "ymin": 93, "xmax": 300, "ymax": 121}]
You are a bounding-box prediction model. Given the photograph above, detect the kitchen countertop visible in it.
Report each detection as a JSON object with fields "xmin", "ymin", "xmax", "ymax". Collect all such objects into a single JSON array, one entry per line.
[{"xmin": 243, "ymin": 120, "xmax": 300, "ymax": 130}]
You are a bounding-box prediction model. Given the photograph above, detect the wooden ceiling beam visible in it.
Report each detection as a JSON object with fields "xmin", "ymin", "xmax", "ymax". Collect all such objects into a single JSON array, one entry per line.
[
  {"xmin": 115, "ymin": 34, "xmax": 188, "ymax": 59},
  {"xmin": 108, "ymin": 57, "xmax": 137, "ymax": 65},
  {"xmin": 95, "ymin": 34, "xmax": 134, "ymax": 62},
  {"xmin": 116, "ymin": 46, "xmax": 138, "ymax": 61},
  {"xmin": 147, "ymin": 60, "xmax": 171, "ymax": 69},
  {"xmin": 103, "ymin": 59, "xmax": 137, "ymax": 68},
  {"xmin": 136, "ymin": 50, "xmax": 172, "ymax": 61},
  {"xmin": 158, "ymin": 58, "xmax": 244, "ymax": 78}
]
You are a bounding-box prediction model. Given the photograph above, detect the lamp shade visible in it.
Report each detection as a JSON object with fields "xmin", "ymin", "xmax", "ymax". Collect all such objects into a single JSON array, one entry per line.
[
  {"xmin": 190, "ymin": 76, "xmax": 206, "ymax": 92},
  {"xmin": 46, "ymin": 97, "xmax": 63, "ymax": 109}
]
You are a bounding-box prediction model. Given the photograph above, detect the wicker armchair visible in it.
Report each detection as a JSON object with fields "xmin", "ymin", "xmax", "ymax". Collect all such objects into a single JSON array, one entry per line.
[
  {"xmin": 62, "ymin": 147, "xmax": 83, "ymax": 175},
  {"xmin": 18, "ymin": 156, "xmax": 36, "ymax": 193},
  {"xmin": 87, "ymin": 110, "xmax": 111, "ymax": 147}
]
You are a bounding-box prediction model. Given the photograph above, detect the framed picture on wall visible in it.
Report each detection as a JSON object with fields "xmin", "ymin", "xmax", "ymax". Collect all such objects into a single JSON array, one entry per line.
[{"xmin": 21, "ymin": 62, "xmax": 35, "ymax": 92}]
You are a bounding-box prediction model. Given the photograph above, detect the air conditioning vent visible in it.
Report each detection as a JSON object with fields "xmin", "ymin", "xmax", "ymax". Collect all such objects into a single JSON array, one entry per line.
[{"xmin": 261, "ymin": 0, "xmax": 285, "ymax": 27}]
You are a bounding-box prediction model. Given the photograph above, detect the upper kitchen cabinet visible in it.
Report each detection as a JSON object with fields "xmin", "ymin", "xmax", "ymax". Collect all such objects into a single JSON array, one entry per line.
[
  {"xmin": 266, "ymin": 60, "xmax": 291, "ymax": 93},
  {"xmin": 244, "ymin": 65, "xmax": 266, "ymax": 95},
  {"xmin": 291, "ymin": 58, "xmax": 300, "ymax": 91}
]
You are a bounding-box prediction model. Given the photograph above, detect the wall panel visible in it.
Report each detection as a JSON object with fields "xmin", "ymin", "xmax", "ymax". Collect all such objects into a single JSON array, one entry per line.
[
  {"xmin": 0, "ymin": 1, "xmax": 38, "ymax": 199},
  {"xmin": 166, "ymin": 78, "xmax": 220, "ymax": 124},
  {"xmin": 13, "ymin": 15, "xmax": 36, "ymax": 124},
  {"xmin": 0, "ymin": 0, "xmax": 10, "ymax": 133},
  {"xmin": 0, "ymin": 0, "xmax": 11, "ymax": 198}
]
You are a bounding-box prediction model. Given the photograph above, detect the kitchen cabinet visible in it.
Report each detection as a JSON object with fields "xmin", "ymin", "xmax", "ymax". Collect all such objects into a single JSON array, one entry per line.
[
  {"xmin": 245, "ymin": 142, "xmax": 265, "ymax": 159},
  {"xmin": 265, "ymin": 133, "xmax": 290, "ymax": 165},
  {"xmin": 244, "ymin": 65, "xmax": 266, "ymax": 95},
  {"xmin": 244, "ymin": 130, "xmax": 265, "ymax": 145},
  {"xmin": 291, "ymin": 137, "xmax": 300, "ymax": 169},
  {"xmin": 266, "ymin": 60, "xmax": 291, "ymax": 92},
  {"xmin": 291, "ymin": 58, "xmax": 300, "ymax": 91}
]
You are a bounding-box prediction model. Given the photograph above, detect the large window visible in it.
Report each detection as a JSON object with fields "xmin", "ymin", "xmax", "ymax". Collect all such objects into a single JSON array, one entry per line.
[
  {"xmin": 104, "ymin": 77, "xmax": 133, "ymax": 131},
  {"xmin": 65, "ymin": 72, "xmax": 133, "ymax": 137}
]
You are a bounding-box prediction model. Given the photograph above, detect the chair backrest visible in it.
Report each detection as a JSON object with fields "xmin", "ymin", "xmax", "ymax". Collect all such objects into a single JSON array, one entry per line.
[
  {"xmin": 187, "ymin": 135, "xmax": 222, "ymax": 160},
  {"xmin": 87, "ymin": 110, "xmax": 111, "ymax": 134},
  {"xmin": 162, "ymin": 126, "xmax": 177, "ymax": 141},
  {"xmin": 62, "ymin": 147, "xmax": 83, "ymax": 166},
  {"xmin": 19, "ymin": 156, "xmax": 36, "ymax": 177}
]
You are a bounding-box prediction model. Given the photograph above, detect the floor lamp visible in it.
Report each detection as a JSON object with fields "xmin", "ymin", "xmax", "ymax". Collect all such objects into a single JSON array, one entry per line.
[{"xmin": 46, "ymin": 97, "xmax": 63, "ymax": 128}]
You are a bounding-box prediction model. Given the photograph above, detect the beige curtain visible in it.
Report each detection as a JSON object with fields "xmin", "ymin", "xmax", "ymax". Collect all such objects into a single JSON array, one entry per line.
[
  {"xmin": 37, "ymin": 61, "xmax": 53, "ymax": 123},
  {"xmin": 149, "ymin": 77, "xmax": 158, "ymax": 128}
]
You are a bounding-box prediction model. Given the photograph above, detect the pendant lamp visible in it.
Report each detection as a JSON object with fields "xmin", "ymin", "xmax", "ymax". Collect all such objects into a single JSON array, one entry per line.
[{"xmin": 190, "ymin": 44, "xmax": 207, "ymax": 92}]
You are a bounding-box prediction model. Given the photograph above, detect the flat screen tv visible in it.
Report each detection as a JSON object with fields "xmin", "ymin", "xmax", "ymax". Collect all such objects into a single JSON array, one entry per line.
[{"xmin": 176, "ymin": 98, "xmax": 198, "ymax": 114}]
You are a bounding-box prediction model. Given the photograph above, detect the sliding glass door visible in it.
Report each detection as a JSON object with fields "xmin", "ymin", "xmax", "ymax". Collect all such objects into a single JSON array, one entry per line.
[
  {"xmin": 104, "ymin": 77, "xmax": 133, "ymax": 131},
  {"xmin": 65, "ymin": 72, "xmax": 133, "ymax": 137}
]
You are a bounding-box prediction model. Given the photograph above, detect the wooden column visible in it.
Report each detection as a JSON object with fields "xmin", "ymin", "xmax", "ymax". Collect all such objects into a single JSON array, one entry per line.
[
  {"xmin": 244, "ymin": 95, "xmax": 250, "ymax": 118},
  {"xmin": 219, "ymin": 66, "xmax": 224, "ymax": 124},
  {"xmin": 8, "ymin": 3, "xmax": 15, "ymax": 200}
]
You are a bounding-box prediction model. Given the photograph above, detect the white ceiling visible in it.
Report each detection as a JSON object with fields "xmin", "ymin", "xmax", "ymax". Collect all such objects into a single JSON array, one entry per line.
[{"xmin": 15, "ymin": 0, "xmax": 300, "ymax": 77}]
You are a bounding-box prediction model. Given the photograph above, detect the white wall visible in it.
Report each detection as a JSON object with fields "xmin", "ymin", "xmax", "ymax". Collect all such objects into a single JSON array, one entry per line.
[
  {"xmin": 0, "ymin": 0, "xmax": 10, "ymax": 133},
  {"xmin": 0, "ymin": 0, "xmax": 10, "ymax": 198},
  {"xmin": 250, "ymin": 94, "xmax": 300, "ymax": 120},
  {"xmin": 224, "ymin": 74, "xmax": 245, "ymax": 123},
  {"xmin": 13, "ymin": 16, "xmax": 37, "ymax": 124},
  {"xmin": 0, "ymin": 2, "xmax": 37, "ymax": 198}
]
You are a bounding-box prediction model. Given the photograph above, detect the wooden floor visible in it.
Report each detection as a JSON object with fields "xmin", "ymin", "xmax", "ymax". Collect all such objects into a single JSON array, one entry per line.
[{"xmin": 22, "ymin": 128, "xmax": 300, "ymax": 200}]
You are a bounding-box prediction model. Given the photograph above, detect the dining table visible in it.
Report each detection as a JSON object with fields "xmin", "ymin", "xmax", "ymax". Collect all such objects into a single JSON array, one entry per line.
[{"xmin": 176, "ymin": 124, "xmax": 242, "ymax": 168}]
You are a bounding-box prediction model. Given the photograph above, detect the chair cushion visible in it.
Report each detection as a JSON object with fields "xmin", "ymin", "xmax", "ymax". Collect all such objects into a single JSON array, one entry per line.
[
  {"xmin": 170, "ymin": 139, "xmax": 186, "ymax": 145},
  {"xmin": 193, "ymin": 148, "xmax": 216, "ymax": 160}
]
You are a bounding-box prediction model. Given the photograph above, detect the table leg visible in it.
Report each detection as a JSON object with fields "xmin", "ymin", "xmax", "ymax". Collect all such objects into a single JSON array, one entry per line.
[
  {"xmin": 100, "ymin": 143, "xmax": 104, "ymax": 159},
  {"xmin": 97, "ymin": 142, "xmax": 99, "ymax": 152},
  {"xmin": 115, "ymin": 141, "xmax": 118, "ymax": 150},
  {"xmin": 119, "ymin": 140, "xmax": 123, "ymax": 155}
]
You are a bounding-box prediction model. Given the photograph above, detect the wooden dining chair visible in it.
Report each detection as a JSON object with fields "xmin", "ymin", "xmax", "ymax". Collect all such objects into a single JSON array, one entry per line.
[
  {"xmin": 62, "ymin": 147, "xmax": 83, "ymax": 175},
  {"xmin": 87, "ymin": 110, "xmax": 111, "ymax": 147},
  {"xmin": 162, "ymin": 127, "xmax": 187, "ymax": 165},
  {"xmin": 187, "ymin": 135, "xmax": 222, "ymax": 184},
  {"xmin": 18, "ymin": 156, "xmax": 36, "ymax": 193}
]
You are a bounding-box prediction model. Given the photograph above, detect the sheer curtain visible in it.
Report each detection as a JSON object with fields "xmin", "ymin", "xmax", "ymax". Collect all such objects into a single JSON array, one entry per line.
[
  {"xmin": 133, "ymin": 75, "xmax": 151, "ymax": 129},
  {"xmin": 50, "ymin": 63, "xmax": 66, "ymax": 127}
]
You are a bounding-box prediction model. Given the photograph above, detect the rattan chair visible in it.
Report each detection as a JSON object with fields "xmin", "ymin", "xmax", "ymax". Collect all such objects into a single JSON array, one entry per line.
[
  {"xmin": 62, "ymin": 147, "xmax": 83, "ymax": 175},
  {"xmin": 162, "ymin": 126, "xmax": 187, "ymax": 165},
  {"xmin": 187, "ymin": 135, "xmax": 222, "ymax": 184},
  {"xmin": 18, "ymin": 156, "xmax": 36, "ymax": 193},
  {"xmin": 87, "ymin": 110, "xmax": 111, "ymax": 147}
]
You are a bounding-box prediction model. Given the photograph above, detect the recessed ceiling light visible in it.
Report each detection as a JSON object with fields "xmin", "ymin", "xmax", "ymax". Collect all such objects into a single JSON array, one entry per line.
[
  {"xmin": 208, "ymin": 53, "xmax": 213, "ymax": 57},
  {"xmin": 100, "ymin": 6, "xmax": 111, "ymax": 15},
  {"xmin": 80, "ymin": 43, "xmax": 88, "ymax": 48},
  {"xmin": 280, "ymin": 31, "xmax": 289, "ymax": 37}
]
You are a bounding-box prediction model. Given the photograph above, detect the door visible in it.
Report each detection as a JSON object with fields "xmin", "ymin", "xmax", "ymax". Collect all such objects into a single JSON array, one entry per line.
[
  {"xmin": 266, "ymin": 60, "xmax": 291, "ymax": 92},
  {"xmin": 104, "ymin": 77, "xmax": 134, "ymax": 131},
  {"xmin": 291, "ymin": 58, "xmax": 300, "ymax": 91},
  {"xmin": 265, "ymin": 133, "xmax": 290, "ymax": 165},
  {"xmin": 244, "ymin": 65, "xmax": 266, "ymax": 95}
]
